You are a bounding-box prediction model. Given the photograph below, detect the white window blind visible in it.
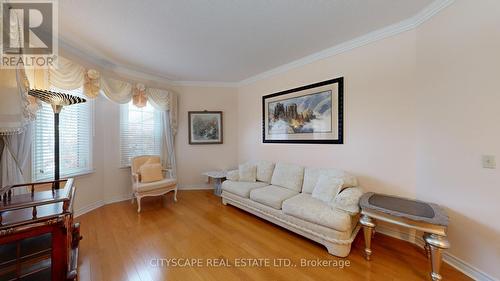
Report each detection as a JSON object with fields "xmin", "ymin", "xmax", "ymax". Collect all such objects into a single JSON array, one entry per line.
[
  {"xmin": 120, "ymin": 101, "xmax": 162, "ymax": 167},
  {"xmin": 32, "ymin": 87, "xmax": 93, "ymax": 181}
]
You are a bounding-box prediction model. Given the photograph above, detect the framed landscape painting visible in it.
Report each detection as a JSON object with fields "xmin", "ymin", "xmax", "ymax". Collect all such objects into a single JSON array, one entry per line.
[
  {"xmin": 188, "ymin": 111, "xmax": 223, "ymax": 144},
  {"xmin": 262, "ymin": 77, "xmax": 343, "ymax": 144}
]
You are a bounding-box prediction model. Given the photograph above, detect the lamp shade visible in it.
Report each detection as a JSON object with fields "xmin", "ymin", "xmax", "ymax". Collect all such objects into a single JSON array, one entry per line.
[
  {"xmin": 28, "ymin": 89, "xmax": 87, "ymax": 106},
  {"xmin": 29, "ymin": 89, "xmax": 86, "ymax": 113},
  {"xmin": 27, "ymin": 88, "xmax": 86, "ymax": 189}
]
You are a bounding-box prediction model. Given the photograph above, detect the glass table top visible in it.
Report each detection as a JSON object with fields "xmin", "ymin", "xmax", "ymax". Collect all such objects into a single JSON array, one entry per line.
[{"xmin": 368, "ymin": 194, "xmax": 435, "ymax": 218}]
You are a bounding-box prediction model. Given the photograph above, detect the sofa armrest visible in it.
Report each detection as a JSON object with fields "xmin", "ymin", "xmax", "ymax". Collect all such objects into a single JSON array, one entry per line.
[
  {"xmin": 331, "ymin": 186, "xmax": 364, "ymax": 215},
  {"xmin": 226, "ymin": 169, "xmax": 239, "ymax": 181}
]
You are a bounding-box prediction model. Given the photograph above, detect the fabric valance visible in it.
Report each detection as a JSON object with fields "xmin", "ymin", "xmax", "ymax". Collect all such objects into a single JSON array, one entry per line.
[
  {"xmin": 48, "ymin": 57, "xmax": 85, "ymax": 90},
  {"xmin": 26, "ymin": 56, "xmax": 178, "ymax": 134},
  {"xmin": 101, "ymin": 77, "xmax": 133, "ymax": 104}
]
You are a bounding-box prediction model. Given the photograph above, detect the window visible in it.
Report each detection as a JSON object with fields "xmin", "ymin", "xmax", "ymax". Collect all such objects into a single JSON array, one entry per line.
[
  {"xmin": 32, "ymin": 87, "xmax": 93, "ymax": 181},
  {"xmin": 120, "ymin": 101, "xmax": 162, "ymax": 167}
]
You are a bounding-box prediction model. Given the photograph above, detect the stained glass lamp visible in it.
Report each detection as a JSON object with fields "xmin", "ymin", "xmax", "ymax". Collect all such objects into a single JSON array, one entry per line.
[{"xmin": 28, "ymin": 89, "xmax": 86, "ymax": 188}]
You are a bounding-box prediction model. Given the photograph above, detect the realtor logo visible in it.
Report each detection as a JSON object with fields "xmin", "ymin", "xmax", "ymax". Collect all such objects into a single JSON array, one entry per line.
[{"xmin": 1, "ymin": 0, "xmax": 58, "ymax": 68}]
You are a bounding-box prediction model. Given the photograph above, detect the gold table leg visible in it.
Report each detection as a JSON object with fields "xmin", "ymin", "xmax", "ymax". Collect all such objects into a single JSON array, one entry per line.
[
  {"xmin": 423, "ymin": 233, "xmax": 450, "ymax": 281},
  {"xmin": 360, "ymin": 214, "xmax": 376, "ymax": 260}
]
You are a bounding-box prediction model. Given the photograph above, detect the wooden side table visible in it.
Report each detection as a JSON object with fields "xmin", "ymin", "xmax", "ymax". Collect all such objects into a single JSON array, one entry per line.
[
  {"xmin": 359, "ymin": 192, "xmax": 450, "ymax": 281},
  {"xmin": 0, "ymin": 179, "xmax": 81, "ymax": 281},
  {"xmin": 203, "ymin": 171, "xmax": 227, "ymax": 196}
]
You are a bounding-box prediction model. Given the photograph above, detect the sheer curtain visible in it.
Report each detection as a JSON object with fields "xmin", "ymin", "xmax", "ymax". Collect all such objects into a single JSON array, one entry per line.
[
  {"xmin": 13, "ymin": 56, "xmax": 179, "ymax": 183},
  {"xmin": 1, "ymin": 125, "xmax": 33, "ymax": 187},
  {"xmin": 146, "ymin": 88, "xmax": 177, "ymax": 177},
  {"xmin": 32, "ymin": 57, "xmax": 179, "ymax": 173},
  {"xmin": 0, "ymin": 12, "xmax": 38, "ymax": 188},
  {"xmin": 161, "ymin": 111, "xmax": 177, "ymax": 177},
  {"xmin": 0, "ymin": 67, "xmax": 37, "ymax": 188}
]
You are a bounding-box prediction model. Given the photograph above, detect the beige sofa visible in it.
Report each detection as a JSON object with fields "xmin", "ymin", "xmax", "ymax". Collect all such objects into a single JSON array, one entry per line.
[{"xmin": 221, "ymin": 161, "xmax": 363, "ymax": 257}]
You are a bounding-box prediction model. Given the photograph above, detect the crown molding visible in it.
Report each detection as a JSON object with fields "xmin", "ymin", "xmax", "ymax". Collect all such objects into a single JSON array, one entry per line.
[
  {"xmin": 58, "ymin": 38, "xmax": 179, "ymax": 85},
  {"xmin": 171, "ymin": 80, "xmax": 240, "ymax": 88},
  {"xmin": 238, "ymin": 0, "xmax": 455, "ymax": 86},
  {"xmin": 59, "ymin": 38, "xmax": 239, "ymax": 88},
  {"xmin": 58, "ymin": 0, "xmax": 454, "ymax": 88}
]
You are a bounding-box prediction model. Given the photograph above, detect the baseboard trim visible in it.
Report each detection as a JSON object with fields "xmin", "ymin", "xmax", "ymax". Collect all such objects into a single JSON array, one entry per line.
[
  {"xmin": 74, "ymin": 194, "xmax": 134, "ymax": 217},
  {"xmin": 74, "ymin": 187, "xmax": 213, "ymax": 217},
  {"xmin": 74, "ymin": 200, "xmax": 104, "ymax": 217},
  {"xmin": 375, "ymin": 226, "xmax": 498, "ymax": 281},
  {"xmin": 104, "ymin": 194, "xmax": 132, "ymax": 204},
  {"xmin": 178, "ymin": 184, "xmax": 213, "ymax": 190}
]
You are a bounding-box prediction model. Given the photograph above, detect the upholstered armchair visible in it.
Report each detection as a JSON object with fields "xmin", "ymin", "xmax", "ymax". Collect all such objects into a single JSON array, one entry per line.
[{"xmin": 131, "ymin": 155, "xmax": 177, "ymax": 212}]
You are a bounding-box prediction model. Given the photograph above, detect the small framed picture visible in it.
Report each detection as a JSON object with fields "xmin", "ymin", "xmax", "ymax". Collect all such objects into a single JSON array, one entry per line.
[
  {"xmin": 262, "ymin": 77, "xmax": 343, "ymax": 144},
  {"xmin": 188, "ymin": 111, "xmax": 223, "ymax": 144}
]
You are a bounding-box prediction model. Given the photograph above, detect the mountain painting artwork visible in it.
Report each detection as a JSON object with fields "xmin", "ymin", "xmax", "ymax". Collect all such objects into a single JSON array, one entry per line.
[
  {"xmin": 262, "ymin": 78, "xmax": 343, "ymax": 144},
  {"xmin": 188, "ymin": 111, "xmax": 223, "ymax": 144},
  {"xmin": 268, "ymin": 90, "xmax": 332, "ymax": 134}
]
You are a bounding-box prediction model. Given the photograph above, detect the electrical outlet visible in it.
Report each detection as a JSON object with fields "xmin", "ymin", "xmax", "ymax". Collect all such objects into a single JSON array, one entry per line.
[{"xmin": 482, "ymin": 155, "xmax": 496, "ymax": 169}]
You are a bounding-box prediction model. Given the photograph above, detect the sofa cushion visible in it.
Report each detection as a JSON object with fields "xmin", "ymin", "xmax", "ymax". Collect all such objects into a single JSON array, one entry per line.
[
  {"xmin": 136, "ymin": 178, "xmax": 176, "ymax": 192},
  {"xmin": 255, "ymin": 160, "xmax": 275, "ymax": 183},
  {"xmin": 270, "ymin": 163, "xmax": 304, "ymax": 192},
  {"xmin": 239, "ymin": 163, "xmax": 257, "ymax": 182},
  {"xmin": 221, "ymin": 180, "xmax": 268, "ymax": 198},
  {"xmin": 222, "ymin": 191, "xmax": 354, "ymax": 243},
  {"xmin": 302, "ymin": 168, "xmax": 358, "ymax": 194},
  {"xmin": 250, "ymin": 185, "xmax": 298, "ymax": 210},
  {"xmin": 226, "ymin": 170, "xmax": 239, "ymax": 181},
  {"xmin": 282, "ymin": 193, "xmax": 351, "ymax": 232},
  {"xmin": 332, "ymin": 187, "xmax": 364, "ymax": 215},
  {"xmin": 311, "ymin": 176, "xmax": 344, "ymax": 203}
]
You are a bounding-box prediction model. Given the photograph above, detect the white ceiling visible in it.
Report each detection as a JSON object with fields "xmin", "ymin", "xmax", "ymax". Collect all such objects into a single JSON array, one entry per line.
[{"xmin": 59, "ymin": 0, "xmax": 437, "ymax": 83}]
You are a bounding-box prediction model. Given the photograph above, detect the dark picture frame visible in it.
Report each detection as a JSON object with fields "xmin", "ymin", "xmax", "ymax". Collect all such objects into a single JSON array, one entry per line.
[
  {"xmin": 188, "ymin": 111, "xmax": 223, "ymax": 144},
  {"xmin": 262, "ymin": 77, "xmax": 344, "ymax": 144}
]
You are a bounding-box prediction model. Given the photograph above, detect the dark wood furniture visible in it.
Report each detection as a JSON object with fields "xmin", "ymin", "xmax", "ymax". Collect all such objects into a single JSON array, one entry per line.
[{"xmin": 0, "ymin": 178, "xmax": 81, "ymax": 281}]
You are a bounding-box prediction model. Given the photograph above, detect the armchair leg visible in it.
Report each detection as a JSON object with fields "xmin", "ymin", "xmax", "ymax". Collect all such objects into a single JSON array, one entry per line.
[
  {"xmin": 137, "ymin": 196, "xmax": 142, "ymax": 213},
  {"xmin": 174, "ymin": 188, "xmax": 178, "ymax": 202}
]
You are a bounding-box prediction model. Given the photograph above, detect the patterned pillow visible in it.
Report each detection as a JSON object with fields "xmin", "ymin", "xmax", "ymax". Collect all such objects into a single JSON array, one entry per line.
[
  {"xmin": 239, "ymin": 163, "xmax": 257, "ymax": 182},
  {"xmin": 311, "ymin": 176, "xmax": 344, "ymax": 203},
  {"xmin": 139, "ymin": 162, "xmax": 163, "ymax": 183},
  {"xmin": 332, "ymin": 187, "xmax": 364, "ymax": 214},
  {"xmin": 226, "ymin": 170, "xmax": 239, "ymax": 181}
]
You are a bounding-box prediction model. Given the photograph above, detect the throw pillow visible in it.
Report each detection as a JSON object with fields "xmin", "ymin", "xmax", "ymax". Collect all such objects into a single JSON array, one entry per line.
[
  {"xmin": 332, "ymin": 187, "xmax": 364, "ymax": 215},
  {"xmin": 239, "ymin": 163, "xmax": 257, "ymax": 182},
  {"xmin": 311, "ymin": 176, "xmax": 344, "ymax": 203},
  {"xmin": 139, "ymin": 163, "xmax": 163, "ymax": 183},
  {"xmin": 226, "ymin": 170, "xmax": 239, "ymax": 181}
]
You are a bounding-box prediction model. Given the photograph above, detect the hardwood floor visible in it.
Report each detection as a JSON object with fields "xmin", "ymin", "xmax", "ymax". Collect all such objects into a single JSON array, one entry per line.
[{"xmin": 76, "ymin": 190, "xmax": 471, "ymax": 281}]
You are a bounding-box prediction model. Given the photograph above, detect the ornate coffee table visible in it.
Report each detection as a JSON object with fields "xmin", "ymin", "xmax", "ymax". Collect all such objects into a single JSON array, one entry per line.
[{"xmin": 359, "ymin": 192, "xmax": 450, "ymax": 281}]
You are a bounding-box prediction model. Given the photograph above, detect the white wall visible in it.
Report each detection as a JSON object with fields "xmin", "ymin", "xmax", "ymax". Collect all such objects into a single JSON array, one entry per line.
[
  {"xmin": 73, "ymin": 85, "xmax": 238, "ymax": 211},
  {"xmin": 238, "ymin": 30, "xmax": 418, "ymax": 197},
  {"xmin": 1, "ymin": 1, "xmax": 498, "ymax": 278},
  {"xmin": 0, "ymin": 72, "xmax": 239, "ymax": 212},
  {"xmin": 416, "ymin": 0, "xmax": 500, "ymax": 279},
  {"xmin": 174, "ymin": 85, "xmax": 239, "ymax": 188},
  {"xmin": 237, "ymin": 1, "xmax": 499, "ymax": 279}
]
